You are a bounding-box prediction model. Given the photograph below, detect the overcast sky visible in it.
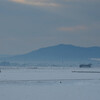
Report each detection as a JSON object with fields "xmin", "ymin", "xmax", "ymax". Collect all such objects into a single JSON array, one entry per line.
[{"xmin": 0, "ymin": 0, "xmax": 100, "ymax": 55}]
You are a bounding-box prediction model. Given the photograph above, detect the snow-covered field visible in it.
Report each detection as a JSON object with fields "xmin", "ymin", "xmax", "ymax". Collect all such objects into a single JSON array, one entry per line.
[{"xmin": 0, "ymin": 67, "xmax": 100, "ymax": 100}]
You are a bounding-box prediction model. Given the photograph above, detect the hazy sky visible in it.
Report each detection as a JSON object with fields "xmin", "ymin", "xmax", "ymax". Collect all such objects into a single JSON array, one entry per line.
[{"xmin": 0, "ymin": 0, "xmax": 100, "ymax": 55}]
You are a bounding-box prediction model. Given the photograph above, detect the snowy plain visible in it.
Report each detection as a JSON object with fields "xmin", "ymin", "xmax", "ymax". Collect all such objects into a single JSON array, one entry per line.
[{"xmin": 0, "ymin": 67, "xmax": 100, "ymax": 100}]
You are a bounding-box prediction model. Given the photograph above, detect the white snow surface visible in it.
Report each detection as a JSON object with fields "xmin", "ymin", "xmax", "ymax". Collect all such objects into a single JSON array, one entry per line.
[{"xmin": 0, "ymin": 67, "xmax": 100, "ymax": 100}]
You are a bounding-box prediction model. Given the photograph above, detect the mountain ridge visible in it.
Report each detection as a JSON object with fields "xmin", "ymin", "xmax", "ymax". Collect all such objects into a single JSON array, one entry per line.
[{"xmin": 9, "ymin": 44, "xmax": 100, "ymax": 62}]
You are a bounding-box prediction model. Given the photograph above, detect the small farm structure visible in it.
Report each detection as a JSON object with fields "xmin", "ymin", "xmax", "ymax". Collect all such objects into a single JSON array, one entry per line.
[{"xmin": 79, "ymin": 64, "xmax": 92, "ymax": 68}]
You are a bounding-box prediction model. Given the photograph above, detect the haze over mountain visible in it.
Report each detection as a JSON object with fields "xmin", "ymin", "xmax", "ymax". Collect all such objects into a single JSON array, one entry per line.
[{"xmin": 8, "ymin": 44, "xmax": 100, "ymax": 63}]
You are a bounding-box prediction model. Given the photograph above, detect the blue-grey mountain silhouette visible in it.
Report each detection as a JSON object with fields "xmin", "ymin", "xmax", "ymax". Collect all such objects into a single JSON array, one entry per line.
[{"xmin": 9, "ymin": 44, "xmax": 100, "ymax": 62}]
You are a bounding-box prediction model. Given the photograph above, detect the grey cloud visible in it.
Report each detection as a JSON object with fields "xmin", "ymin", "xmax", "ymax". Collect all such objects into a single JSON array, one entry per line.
[{"xmin": 0, "ymin": 0, "xmax": 100, "ymax": 54}]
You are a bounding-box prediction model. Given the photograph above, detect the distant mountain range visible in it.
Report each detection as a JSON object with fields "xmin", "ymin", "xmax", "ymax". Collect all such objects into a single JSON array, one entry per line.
[{"xmin": 7, "ymin": 44, "xmax": 100, "ymax": 62}]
